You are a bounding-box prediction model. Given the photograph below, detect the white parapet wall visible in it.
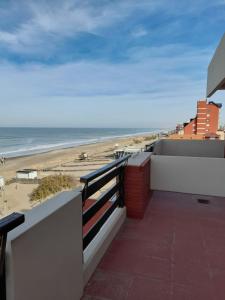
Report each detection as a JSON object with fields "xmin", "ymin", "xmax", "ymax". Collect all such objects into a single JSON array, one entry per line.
[
  {"xmin": 154, "ymin": 140, "xmax": 225, "ymax": 158},
  {"xmin": 6, "ymin": 189, "xmax": 83, "ymax": 300},
  {"xmin": 151, "ymin": 155, "xmax": 225, "ymax": 197}
]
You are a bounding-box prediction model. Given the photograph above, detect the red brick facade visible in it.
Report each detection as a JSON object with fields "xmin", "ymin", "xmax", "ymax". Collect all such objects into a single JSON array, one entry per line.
[
  {"xmin": 183, "ymin": 100, "xmax": 222, "ymax": 137},
  {"xmin": 124, "ymin": 157, "xmax": 151, "ymax": 219},
  {"xmin": 183, "ymin": 118, "xmax": 196, "ymax": 135}
]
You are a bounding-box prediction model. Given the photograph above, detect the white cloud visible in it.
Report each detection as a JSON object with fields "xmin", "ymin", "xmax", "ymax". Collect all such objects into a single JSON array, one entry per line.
[
  {"xmin": 0, "ymin": 0, "xmax": 156, "ymax": 54},
  {"xmin": 0, "ymin": 0, "xmax": 224, "ymax": 127},
  {"xmin": 1, "ymin": 0, "xmax": 224, "ymax": 55},
  {"xmin": 0, "ymin": 45, "xmax": 210, "ymax": 97},
  {"xmin": 0, "ymin": 44, "xmax": 214, "ymax": 127}
]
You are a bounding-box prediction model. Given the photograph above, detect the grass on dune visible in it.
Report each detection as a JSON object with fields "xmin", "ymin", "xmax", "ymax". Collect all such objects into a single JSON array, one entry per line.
[{"xmin": 30, "ymin": 174, "xmax": 76, "ymax": 202}]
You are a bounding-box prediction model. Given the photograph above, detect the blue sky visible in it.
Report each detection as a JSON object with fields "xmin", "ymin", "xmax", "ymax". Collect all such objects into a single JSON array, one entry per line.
[{"xmin": 0, "ymin": 0, "xmax": 225, "ymax": 128}]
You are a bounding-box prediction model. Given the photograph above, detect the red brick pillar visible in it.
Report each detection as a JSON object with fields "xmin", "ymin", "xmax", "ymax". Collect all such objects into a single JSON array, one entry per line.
[{"xmin": 124, "ymin": 153, "xmax": 151, "ymax": 219}]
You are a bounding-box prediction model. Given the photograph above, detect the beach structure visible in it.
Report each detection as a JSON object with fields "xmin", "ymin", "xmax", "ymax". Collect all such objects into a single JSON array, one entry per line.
[
  {"xmin": 79, "ymin": 152, "xmax": 88, "ymax": 160},
  {"xmin": 0, "ymin": 156, "xmax": 6, "ymax": 166},
  {"xmin": 0, "ymin": 176, "xmax": 5, "ymax": 190},
  {"xmin": 16, "ymin": 169, "xmax": 38, "ymax": 180},
  {"xmin": 2, "ymin": 35, "xmax": 225, "ymax": 300},
  {"xmin": 114, "ymin": 146, "xmax": 143, "ymax": 158}
]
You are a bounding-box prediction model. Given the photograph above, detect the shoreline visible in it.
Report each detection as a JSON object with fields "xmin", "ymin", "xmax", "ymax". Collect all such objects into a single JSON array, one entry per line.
[
  {"xmin": 0, "ymin": 132, "xmax": 157, "ymax": 217},
  {"xmin": 2, "ymin": 130, "xmax": 159, "ymax": 161},
  {"xmin": 0, "ymin": 132, "xmax": 155, "ymax": 218},
  {"xmin": 0, "ymin": 132, "xmax": 157, "ymax": 180}
]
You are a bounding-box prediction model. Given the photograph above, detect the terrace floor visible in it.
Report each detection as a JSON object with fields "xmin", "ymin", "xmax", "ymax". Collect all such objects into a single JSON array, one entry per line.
[{"xmin": 82, "ymin": 190, "xmax": 225, "ymax": 300}]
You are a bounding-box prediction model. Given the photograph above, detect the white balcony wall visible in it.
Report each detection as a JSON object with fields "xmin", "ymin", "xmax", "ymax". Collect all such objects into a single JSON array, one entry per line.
[
  {"xmin": 83, "ymin": 207, "xmax": 126, "ymax": 285},
  {"xmin": 153, "ymin": 140, "xmax": 225, "ymax": 158},
  {"xmin": 151, "ymin": 155, "xmax": 225, "ymax": 197},
  {"xmin": 6, "ymin": 189, "xmax": 83, "ymax": 300}
]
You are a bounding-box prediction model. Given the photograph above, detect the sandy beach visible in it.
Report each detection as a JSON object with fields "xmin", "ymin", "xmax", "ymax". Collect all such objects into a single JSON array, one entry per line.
[{"xmin": 0, "ymin": 133, "xmax": 156, "ymax": 217}]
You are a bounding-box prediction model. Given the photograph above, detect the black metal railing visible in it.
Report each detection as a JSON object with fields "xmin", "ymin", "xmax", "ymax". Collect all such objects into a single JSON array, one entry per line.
[
  {"xmin": 0, "ymin": 213, "xmax": 24, "ymax": 300},
  {"xmin": 80, "ymin": 155, "xmax": 131, "ymax": 250},
  {"xmin": 145, "ymin": 141, "xmax": 156, "ymax": 152}
]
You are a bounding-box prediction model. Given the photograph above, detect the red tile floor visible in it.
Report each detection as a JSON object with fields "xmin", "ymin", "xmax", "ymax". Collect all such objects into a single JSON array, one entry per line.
[{"xmin": 82, "ymin": 190, "xmax": 225, "ymax": 300}]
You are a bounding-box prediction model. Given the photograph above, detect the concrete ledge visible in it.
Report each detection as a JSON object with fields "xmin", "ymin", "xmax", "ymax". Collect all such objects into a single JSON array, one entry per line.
[
  {"xmin": 154, "ymin": 139, "xmax": 225, "ymax": 158},
  {"xmin": 6, "ymin": 189, "xmax": 83, "ymax": 300},
  {"xmin": 127, "ymin": 152, "xmax": 152, "ymax": 167},
  {"xmin": 83, "ymin": 207, "xmax": 126, "ymax": 286}
]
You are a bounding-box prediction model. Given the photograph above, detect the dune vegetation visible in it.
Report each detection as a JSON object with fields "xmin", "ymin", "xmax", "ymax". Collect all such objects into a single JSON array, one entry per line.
[{"xmin": 30, "ymin": 175, "xmax": 76, "ymax": 202}]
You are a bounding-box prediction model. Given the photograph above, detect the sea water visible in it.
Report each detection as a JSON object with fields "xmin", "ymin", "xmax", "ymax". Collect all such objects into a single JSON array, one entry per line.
[{"xmin": 0, "ymin": 127, "xmax": 160, "ymax": 158}]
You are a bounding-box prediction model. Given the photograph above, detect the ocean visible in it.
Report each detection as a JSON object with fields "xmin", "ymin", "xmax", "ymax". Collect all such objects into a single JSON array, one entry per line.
[{"xmin": 0, "ymin": 127, "xmax": 160, "ymax": 158}]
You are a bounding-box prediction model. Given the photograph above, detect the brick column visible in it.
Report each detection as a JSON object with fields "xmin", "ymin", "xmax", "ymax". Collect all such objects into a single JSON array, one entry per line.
[{"xmin": 124, "ymin": 153, "xmax": 151, "ymax": 219}]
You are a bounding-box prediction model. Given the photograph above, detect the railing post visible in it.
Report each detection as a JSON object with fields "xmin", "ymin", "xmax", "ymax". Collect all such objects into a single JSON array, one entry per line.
[
  {"xmin": 82, "ymin": 183, "xmax": 88, "ymax": 207},
  {"xmin": 118, "ymin": 166, "xmax": 125, "ymax": 208},
  {"xmin": 145, "ymin": 141, "xmax": 156, "ymax": 152},
  {"xmin": 0, "ymin": 213, "xmax": 25, "ymax": 300}
]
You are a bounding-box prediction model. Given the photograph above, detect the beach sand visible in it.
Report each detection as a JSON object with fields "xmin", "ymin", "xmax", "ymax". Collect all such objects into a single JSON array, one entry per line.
[{"xmin": 0, "ymin": 134, "xmax": 155, "ymax": 217}]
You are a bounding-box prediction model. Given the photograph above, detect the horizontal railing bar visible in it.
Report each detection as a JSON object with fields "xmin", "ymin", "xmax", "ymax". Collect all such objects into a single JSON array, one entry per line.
[
  {"xmin": 83, "ymin": 166, "xmax": 122, "ymax": 200},
  {"xmin": 80, "ymin": 155, "xmax": 131, "ymax": 184},
  {"xmin": 83, "ymin": 198, "xmax": 119, "ymax": 250},
  {"xmin": 0, "ymin": 213, "xmax": 25, "ymax": 234},
  {"xmin": 83, "ymin": 183, "xmax": 120, "ymax": 225},
  {"xmin": 145, "ymin": 141, "xmax": 155, "ymax": 147}
]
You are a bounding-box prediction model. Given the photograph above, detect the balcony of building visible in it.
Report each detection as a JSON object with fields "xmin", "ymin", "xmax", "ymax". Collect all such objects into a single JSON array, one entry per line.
[
  {"xmin": 1, "ymin": 139, "xmax": 225, "ymax": 300},
  {"xmin": 83, "ymin": 190, "xmax": 225, "ymax": 300}
]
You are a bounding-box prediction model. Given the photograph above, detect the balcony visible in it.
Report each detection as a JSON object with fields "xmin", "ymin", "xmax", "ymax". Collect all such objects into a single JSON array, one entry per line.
[
  {"xmin": 83, "ymin": 190, "xmax": 225, "ymax": 300},
  {"xmin": 1, "ymin": 139, "xmax": 225, "ymax": 300}
]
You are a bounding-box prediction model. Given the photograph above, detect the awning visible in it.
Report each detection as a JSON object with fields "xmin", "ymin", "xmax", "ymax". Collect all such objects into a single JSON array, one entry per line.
[{"xmin": 207, "ymin": 33, "xmax": 225, "ymax": 97}]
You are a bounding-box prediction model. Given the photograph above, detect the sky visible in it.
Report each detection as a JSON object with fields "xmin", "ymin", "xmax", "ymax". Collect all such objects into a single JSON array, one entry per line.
[{"xmin": 0, "ymin": 0, "xmax": 225, "ymax": 128}]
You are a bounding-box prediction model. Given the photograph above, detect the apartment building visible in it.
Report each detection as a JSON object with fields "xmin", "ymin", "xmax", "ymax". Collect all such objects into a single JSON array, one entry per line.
[{"xmin": 183, "ymin": 99, "xmax": 222, "ymax": 137}]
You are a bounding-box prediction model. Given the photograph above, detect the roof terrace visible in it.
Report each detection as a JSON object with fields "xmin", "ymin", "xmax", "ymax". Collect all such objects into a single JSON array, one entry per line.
[
  {"xmin": 1, "ymin": 139, "xmax": 225, "ymax": 300},
  {"xmin": 83, "ymin": 190, "xmax": 225, "ymax": 300}
]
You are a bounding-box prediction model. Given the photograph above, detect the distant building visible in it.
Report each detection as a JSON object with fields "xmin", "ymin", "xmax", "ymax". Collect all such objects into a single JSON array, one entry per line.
[
  {"xmin": 183, "ymin": 100, "xmax": 222, "ymax": 138},
  {"xmin": 175, "ymin": 124, "xmax": 184, "ymax": 134}
]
